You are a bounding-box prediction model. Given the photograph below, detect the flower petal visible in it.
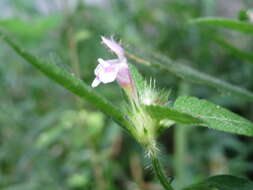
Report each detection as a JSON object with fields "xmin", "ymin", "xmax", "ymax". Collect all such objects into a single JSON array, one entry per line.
[
  {"xmin": 106, "ymin": 59, "xmax": 120, "ymax": 64},
  {"xmin": 99, "ymin": 64, "xmax": 120, "ymax": 83},
  {"xmin": 91, "ymin": 77, "xmax": 101, "ymax": 88},
  {"xmin": 101, "ymin": 36, "xmax": 124, "ymax": 59},
  {"xmin": 94, "ymin": 58, "xmax": 109, "ymax": 75},
  {"xmin": 95, "ymin": 58, "xmax": 121, "ymax": 84},
  {"xmin": 116, "ymin": 63, "xmax": 131, "ymax": 85}
]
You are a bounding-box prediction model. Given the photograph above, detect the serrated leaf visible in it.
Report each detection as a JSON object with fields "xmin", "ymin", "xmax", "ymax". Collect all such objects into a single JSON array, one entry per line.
[
  {"xmin": 174, "ymin": 96, "xmax": 253, "ymax": 136},
  {"xmin": 145, "ymin": 105, "xmax": 204, "ymax": 126},
  {"xmin": 190, "ymin": 17, "xmax": 253, "ymax": 34},
  {"xmin": 182, "ymin": 175, "xmax": 253, "ymax": 190}
]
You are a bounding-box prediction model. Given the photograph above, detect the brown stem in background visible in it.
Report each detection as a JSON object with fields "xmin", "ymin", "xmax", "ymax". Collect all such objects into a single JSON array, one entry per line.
[
  {"xmin": 61, "ymin": 1, "xmax": 107, "ymax": 189},
  {"xmin": 130, "ymin": 153, "xmax": 147, "ymax": 190},
  {"xmin": 109, "ymin": 133, "xmax": 123, "ymax": 159},
  {"xmin": 91, "ymin": 149, "xmax": 107, "ymax": 190},
  {"xmin": 62, "ymin": 0, "xmax": 81, "ymax": 78},
  {"xmin": 61, "ymin": 0, "xmax": 83, "ymax": 108},
  {"xmin": 67, "ymin": 25, "xmax": 81, "ymax": 78}
]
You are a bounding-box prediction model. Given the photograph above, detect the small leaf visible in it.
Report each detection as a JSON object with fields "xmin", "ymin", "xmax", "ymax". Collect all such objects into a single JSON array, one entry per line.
[
  {"xmin": 174, "ymin": 96, "xmax": 253, "ymax": 136},
  {"xmin": 182, "ymin": 175, "xmax": 253, "ymax": 190},
  {"xmin": 129, "ymin": 63, "xmax": 145, "ymax": 94},
  {"xmin": 145, "ymin": 105, "xmax": 204, "ymax": 126},
  {"xmin": 190, "ymin": 17, "xmax": 253, "ymax": 34}
]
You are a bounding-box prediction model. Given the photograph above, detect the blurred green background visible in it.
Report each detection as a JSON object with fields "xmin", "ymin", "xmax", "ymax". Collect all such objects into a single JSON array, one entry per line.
[{"xmin": 0, "ymin": 0, "xmax": 253, "ymax": 189}]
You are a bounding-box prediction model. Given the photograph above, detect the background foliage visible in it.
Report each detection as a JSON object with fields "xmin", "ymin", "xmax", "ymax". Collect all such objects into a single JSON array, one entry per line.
[{"xmin": 0, "ymin": 0, "xmax": 253, "ymax": 189}]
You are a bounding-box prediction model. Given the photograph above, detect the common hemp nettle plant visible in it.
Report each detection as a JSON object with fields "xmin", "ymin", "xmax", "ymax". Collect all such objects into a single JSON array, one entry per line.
[{"xmin": 2, "ymin": 30, "xmax": 253, "ymax": 190}]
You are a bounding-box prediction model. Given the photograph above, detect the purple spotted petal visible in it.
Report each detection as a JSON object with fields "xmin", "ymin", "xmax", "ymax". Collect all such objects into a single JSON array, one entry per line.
[
  {"xmin": 92, "ymin": 58, "xmax": 121, "ymax": 87},
  {"xmin": 98, "ymin": 64, "xmax": 119, "ymax": 83},
  {"xmin": 94, "ymin": 58, "xmax": 110, "ymax": 75}
]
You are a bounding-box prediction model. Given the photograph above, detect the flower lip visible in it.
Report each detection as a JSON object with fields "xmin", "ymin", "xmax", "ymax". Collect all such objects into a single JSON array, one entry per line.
[
  {"xmin": 91, "ymin": 36, "xmax": 135, "ymax": 100},
  {"xmin": 101, "ymin": 36, "xmax": 125, "ymax": 59},
  {"xmin": 91, "ymin": 77, "xmax": 101, "ymax": 88},
  {"xmin": 93, "ymin": 58, "xmax": 120, "ymax": 84}
]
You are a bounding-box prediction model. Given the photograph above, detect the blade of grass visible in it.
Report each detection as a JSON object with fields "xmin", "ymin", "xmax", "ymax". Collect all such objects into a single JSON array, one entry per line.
[
  {"xmin": 215, "ymin": 38, "xmax": 253, "ymax": 63},
  {"xmin": 0, "ymin": 32, "xmax": 131, "ymax": 132},
  {"xmin": 189, "ymin": 17, "xmax": 253, "ymax": 34}
]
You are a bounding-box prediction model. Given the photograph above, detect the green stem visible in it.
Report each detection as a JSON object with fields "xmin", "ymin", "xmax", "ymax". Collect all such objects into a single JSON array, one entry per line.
[
  {"xmin": 174, "ymin": 125, "xmax": 187, "ymax": 186},
  {"xmin": 174, "ymin": 82, "xmax": 190, "ymax": 187},
  {"xmin": 150, "ymin": 152, "xmax": 175, "ymax": 190}
]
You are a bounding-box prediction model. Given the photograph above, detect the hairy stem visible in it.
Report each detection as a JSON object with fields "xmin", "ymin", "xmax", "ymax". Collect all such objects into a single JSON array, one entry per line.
[{"xmin": 150, "ymin": 151, "xmax": 175, "ymax": 190}]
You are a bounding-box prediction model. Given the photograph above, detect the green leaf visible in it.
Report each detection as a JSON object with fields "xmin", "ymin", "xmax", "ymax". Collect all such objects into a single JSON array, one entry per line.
[
  {"xmin": 182, "ymin": 175, "xmax": 253, "ymax": 190},
  {"xmin": 0, "ymin": 32, "xmax": 130, "ymax": 132},
  {"xmin": 145, "ymin": 105, "xmax": 204, "ymax": 126},
  {"xmin": 0, "ymin": 16, "xmax": 62, "ymax": 39},
  {"xmin": 189, "ymin": 17, "xmax": 253, "ymax": 34},
  {"xmin": 126, "ymin": 49, "xmax": 253, "ymax": 102},
  {"xmin": 129, "ymin": 63, "xmax": 145, "ymax": 94},
  {"xmin": 174, "ymin": 96, "xmax": 253, "ymax": 136},
  {"xmin": 238, "ymin": 10, "xmax": 250, "ymax": 22},
  {"xmin": 215, "ymin": 38, "xmax": 253, "ymax": 64}
]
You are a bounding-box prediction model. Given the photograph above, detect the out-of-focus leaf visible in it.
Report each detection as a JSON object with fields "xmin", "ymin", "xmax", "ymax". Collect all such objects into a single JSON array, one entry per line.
[
  {"xmin": 182, "ymin": 175, "xmax": 253, "ymax": 190},
  {"xmin": 189, "ymin": 17, "xmax": 253, "ymax": 34},
  {"xmin": 0, "ymin": 32, "xmax": 131, "ymax": 132},
  {"xmin": 0, "ymin": 16, "xmax": 62, "ymax": 39},
  {"xmin": 174, "ymin": 96, "xmax": 253, "ymax": 136},
  {"xmin": 36, "ymin": 126, "xmax": 65, "ymax": 148},
  {"xmin": 238, "ymin": 10, "xmax": 250, "ymax": 21},
  {"xmin": 67, "ymin": 173, "xmax": 89, "ymax": 188},
  {"xmin": 145, "ymin": 104, "xmax": 204, "ymax": 126},
  {"xmin": 215, "ymin": 38, "xmax": 253, "ymax": 63},
  {"xmin": 126, "ymin": 49, "xmax": 253, "ymax": 102},
  {"xmin": 74, "ymin": 30, "xmax": 92, "ymax": 43}
]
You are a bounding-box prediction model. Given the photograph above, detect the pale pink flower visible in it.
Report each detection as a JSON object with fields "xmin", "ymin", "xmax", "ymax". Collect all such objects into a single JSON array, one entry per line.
[{"xmin": 91, "ymin": 36, "xmax": 133, "ymax": 90}]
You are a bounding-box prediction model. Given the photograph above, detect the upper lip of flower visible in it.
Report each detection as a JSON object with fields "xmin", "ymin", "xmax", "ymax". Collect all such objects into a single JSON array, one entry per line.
[{"xmin": 101, "ymin": 36, "xmax": 125, "ymax": 60}]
